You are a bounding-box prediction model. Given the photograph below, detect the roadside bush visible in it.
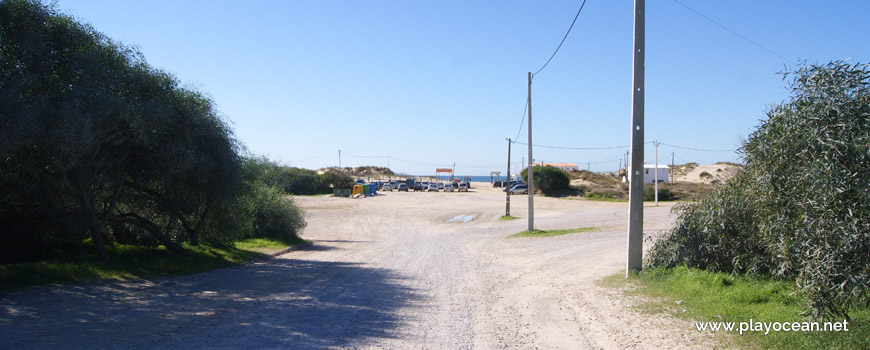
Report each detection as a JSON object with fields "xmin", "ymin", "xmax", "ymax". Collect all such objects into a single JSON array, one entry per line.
[
  {"xmin": 322, "ymin": 169, "xmax": 354, "ymax": 189},
  {"xmin": 245, "ymin": 185, "xmax": 306, "ymax": 241},
  {"xmin": 643, "ymin": 186, "xmax": 676, "ymax": 201},
  {"xmin": 647, "ymin": 61, "xmax": 870, "ymax": 320},
  {"xmin": 520, "ymin": 166, "xmax": 570, "ymax": 194}
]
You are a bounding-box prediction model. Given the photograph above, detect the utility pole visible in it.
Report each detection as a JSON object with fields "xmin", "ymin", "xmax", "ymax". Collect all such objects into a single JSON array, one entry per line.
[
  {"xmin": 627, "ymin": 0, "xmax": 645, "ymax": 275},
  {"xmin": 654, "ymin": 140, "xmax": 659, "ymax": 206},
  {"xmin": 588, "ymin": 162, "xmax": 591, "ymax": 172},
  {"xmin": 527, "ymin": 72, "xmax": 535, "ymax": 231},
  {"xmin": 506, "ymin": 138, "xmax": 511, "ymax": 217},
  {"xmin": 338, "ymin": 149, "xmax": 341, "ymax": 168},
  {"xmin": 671, "ymin": 152, "xmax": 675, "ymax": 183}
]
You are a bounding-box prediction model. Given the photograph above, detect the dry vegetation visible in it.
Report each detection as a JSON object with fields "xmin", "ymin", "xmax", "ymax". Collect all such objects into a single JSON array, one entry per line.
[{"xmin": 564, "ymin": 163, "xmax": 742, "ymax": 201}]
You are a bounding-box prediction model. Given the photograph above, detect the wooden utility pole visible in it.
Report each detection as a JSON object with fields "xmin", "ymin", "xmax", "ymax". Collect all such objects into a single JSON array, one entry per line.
[
  {"xmin": 627, "ymin": 0, "xmax": 645, "ymax": 275},
  {"xmin": 506, "ymin": 138, "xmax": 512, "ymax": 217},
  {"xmin": 527, "ymin": 72, "xmax": 535, "ymax": 231}
]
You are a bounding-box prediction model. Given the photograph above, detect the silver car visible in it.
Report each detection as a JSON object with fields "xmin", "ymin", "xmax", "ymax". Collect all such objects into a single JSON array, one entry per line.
[{"xmin": 444, "ymin": 184, "xmax": 455, "ymax": 192}]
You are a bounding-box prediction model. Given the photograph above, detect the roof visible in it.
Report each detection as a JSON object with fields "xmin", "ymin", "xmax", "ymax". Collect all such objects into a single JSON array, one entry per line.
[
  {"xmin": 642, "ymin": 164, "xmax": 670, "ymax": 169},
  {"xmin": 542, "ymin": 162, "xmax": 578, "ymax": 167}
]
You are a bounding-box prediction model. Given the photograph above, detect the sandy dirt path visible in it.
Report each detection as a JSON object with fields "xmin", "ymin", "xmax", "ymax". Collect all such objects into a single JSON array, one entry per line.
[{"xmin": 1, "ymin": 183, "xmax": 717, "ymax": 349}]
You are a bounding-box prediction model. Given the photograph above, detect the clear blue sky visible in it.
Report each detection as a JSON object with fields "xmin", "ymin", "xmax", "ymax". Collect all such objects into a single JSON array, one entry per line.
[{"xmin": 57, "ymin": 1, "xmax": 869, "ymax": 175}]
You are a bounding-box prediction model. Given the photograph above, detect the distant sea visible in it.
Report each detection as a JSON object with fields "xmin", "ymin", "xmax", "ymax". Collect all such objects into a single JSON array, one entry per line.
[{"xmin": 409, "ymin": 175, "xmax": 520, "ymax": 183}]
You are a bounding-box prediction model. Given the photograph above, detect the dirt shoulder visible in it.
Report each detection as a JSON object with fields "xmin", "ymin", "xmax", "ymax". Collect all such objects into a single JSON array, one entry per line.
[{"xmin": 0, "ymin": 182, "xmax": 716, "ymax": 349}]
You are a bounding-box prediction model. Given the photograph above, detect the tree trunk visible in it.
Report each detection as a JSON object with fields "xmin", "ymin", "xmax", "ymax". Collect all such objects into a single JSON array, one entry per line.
[
  {"xmin": 111, "ymin": 214, "xmax": 187, "ymax": 255},
  {"xmin": 81, "ymin": 187, "xmax": 110, "ymax": 263},
  {"xmin": 181, "ymin": 202, "xmax": 212, "ymax": 247}
]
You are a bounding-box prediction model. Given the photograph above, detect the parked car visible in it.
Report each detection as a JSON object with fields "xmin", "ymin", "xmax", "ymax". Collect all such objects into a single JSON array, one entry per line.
[
  {"xmin": 509, "ymin": 184, "xmax": 529, "ymax": 195},
  {"xmin": 457, "ymin": 183, "xmax": 468, "ymax": 192},
  {"xmin": 427, "ymin": 184, "xmax": 439, "ymax": 192},
  {"xmin": 390, "ymin": 181, "xmax": 399, "ymax": 188},
  {"xmin": 398, "ymin": 183, "xmax": 409, "ymax": 191},
  {"xmin": 413, "ymin": 184, "xmax": 423, "ymax": 192},
  {"xmin": 355, "ymin": 179, "xmax": 365, "ymax": 185},
  {"xmin": 503, "ymin": 181, "xmax": 526, "ymax": 192},
  {"xmin": 436, "ymin": 182, "xmax": 444, "ymax": 190},
  {"xmin": 444, "ymin": 184, "xmax": 454, "ymax": 192},
  {"xmin": 382, "ymin": 183, "xmax": 392, "ymax": 191},
  {"xmin": 421, "ymin": 182, "xmax": 430, "ymax": 191}
]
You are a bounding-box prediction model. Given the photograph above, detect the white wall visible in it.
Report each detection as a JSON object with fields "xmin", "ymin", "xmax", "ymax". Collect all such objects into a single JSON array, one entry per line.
[{"xmin": 643, "ymin": 167, "xmax": 669, "ymax": 183}]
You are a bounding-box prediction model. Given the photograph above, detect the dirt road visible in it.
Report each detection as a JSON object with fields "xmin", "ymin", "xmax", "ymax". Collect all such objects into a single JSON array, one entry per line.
[{"xmin": 0, "ymin": 183, "xmax": 715, "ymax": 349}]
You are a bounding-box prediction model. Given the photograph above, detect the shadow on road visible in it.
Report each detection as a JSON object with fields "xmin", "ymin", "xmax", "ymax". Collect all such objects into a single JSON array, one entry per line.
[{"xmin": 0, "ymin": 257, "xmax": 421, "ymax": 349}]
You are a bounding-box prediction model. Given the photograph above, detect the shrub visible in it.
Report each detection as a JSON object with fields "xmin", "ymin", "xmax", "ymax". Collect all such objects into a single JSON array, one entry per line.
[
  {"xmin": 647, "ymin": 61, "xmax": 870, "ymax": 319},
  {"xmin": 322, "ymin": 169, "xmax": 354, "ymax": 189},
  {"xmin": 643, "ymin": 186, "xmax": 676, "ymax": 201},
  {"xmin": 520, "ymin": 166, "xmax": 570, "ymax": 194}
]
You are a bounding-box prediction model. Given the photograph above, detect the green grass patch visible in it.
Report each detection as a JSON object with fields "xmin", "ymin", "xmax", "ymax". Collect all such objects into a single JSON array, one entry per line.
[
  {"xmin": 499, "ymin": 215, "xmax": 520, "ymax": 221},
  {"xmin": 604, "ymin": 266, "xmax": 869, "ymax": 349},
  {"xmin": 0, "ymin": 237, "xmax": 304, "ymax": 294},
  {"xmin": 509, "ymin": 227, "xmax": 597, "ymax": 238}
]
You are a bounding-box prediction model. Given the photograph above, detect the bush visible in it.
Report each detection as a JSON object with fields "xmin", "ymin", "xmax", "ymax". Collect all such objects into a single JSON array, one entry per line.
[
  {"xmin": 643, "ymin": 186, "xmax": 676, "ymax": 201},
  {"xmin": 520, "ymin": 166, "xmax": 570, "ymax": 194},
  {"xmin": 647, "ymin": 61, "xmax": 870, "ymax": 319},
  {"xmin": 322, "ymin": 169, "xmax": 354, "ymax": 189},
  {"xmin": 246, "ymin": 185, "xmax": 306, "ymax": 241}
]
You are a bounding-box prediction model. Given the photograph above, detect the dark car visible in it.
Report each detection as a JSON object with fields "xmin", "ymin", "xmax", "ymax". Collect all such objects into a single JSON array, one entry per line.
[{"xmin": 413, "ymin": 184, "xmax": 423, "ymax": 192}]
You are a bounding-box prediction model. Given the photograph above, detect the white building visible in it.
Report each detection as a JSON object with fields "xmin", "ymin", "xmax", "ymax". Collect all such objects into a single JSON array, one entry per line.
[
  {"xmin": 627, "ymin": 164, "xmax": 669, "ymax": 183},
  {"xmin": 541, "ymin": 162, "xmax": 579, "ymax": 172}
]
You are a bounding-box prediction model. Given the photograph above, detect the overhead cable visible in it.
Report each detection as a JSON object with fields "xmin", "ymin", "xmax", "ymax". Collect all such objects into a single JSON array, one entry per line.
[
  {"xmin": 671, "ymin": 0, "xmax": 795, "ymax": 65},
  {"xmin": 532, "ymin": 0, "xmax": 589, "ymax": 76},
  {"xmin": 659, "ymin": 142, "xmax": 734, "ymax": 152}
]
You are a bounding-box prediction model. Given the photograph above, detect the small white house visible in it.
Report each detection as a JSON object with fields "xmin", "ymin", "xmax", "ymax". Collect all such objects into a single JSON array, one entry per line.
[{"xmin": 627, "ymin": 164, "xmax": 669, "ymax": 183}]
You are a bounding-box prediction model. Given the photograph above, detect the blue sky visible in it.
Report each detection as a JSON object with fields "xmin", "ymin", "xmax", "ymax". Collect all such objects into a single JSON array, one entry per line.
[{"xmin": 57, "ymin": 1, "xmax": 870, "ymax": 175}]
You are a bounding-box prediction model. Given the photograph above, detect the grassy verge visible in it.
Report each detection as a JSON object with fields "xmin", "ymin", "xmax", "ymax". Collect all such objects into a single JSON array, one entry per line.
[
  {"xmin": 0, "ymin": 236, "xmax": 306, "ymax": 294},
  {"xmin": 603, "ymin": 266, "xmax": 869, "ymax": 349},
  {"xmin": 509, "ymin": 227, "xmax": 596, "ymax": 238},
  {"xmin": 499, "ymin": 215, "xmax": 520, "ymax": 221}
]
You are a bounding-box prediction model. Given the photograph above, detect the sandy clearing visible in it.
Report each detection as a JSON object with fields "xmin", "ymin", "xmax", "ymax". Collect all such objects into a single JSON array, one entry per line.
[{"xmin": 0, "ymin": 183, "xmax": 721, "ymax": 349}]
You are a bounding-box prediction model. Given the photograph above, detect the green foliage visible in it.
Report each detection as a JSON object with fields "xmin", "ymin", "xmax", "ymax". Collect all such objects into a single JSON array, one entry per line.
[
  {"xmin": 520, "ymin": 166, "xmax": 570, "ymax": 194},
  {"xmin": 647, "ymin": 61, "xmax": 870, "ymax": 320},
  {"xmin": 611, "ymin": 267, "xmax": 870, "ymax": 350},
  {"xmin": 1, "ymin": 238, "xmax": 300, "ymax": 293},
  {"xmin": 0, "ymin": 1, "xmax": 307, "ymax": 266},
  {"xmin": 509, "ymin": 227, "xmax": 597, "ymax": 238},
  {"xmin": 643, "ymin": 185, "xmax": 676, "ymax": 201},
  {"xmin": 322, "ymin": 169, "xmax": 355, "ymax": 189}
]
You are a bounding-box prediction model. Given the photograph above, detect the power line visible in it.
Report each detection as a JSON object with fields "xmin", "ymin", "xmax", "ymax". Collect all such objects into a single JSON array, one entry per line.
[
  {"xmin": 342, "ymin": 151, "xmax": 387, "ymax": 159},
  {"xmin": 289, "ymin": 151, "xmax": 338, "ymax": 162},
  {"xmin": 511, "ymin": 140, "xmax": 651, "ymax": 150},
  {"xmin": 515, "ymin": 100, "xmax": 528, "ymax": 141},
  {"xmin": 532, "ymin": 0, "xmax": 589, "ymax": 76},
  {"xmin": 659, "ymin": 142, "xmax": 734, "ymax": 152},
  {"xmin": 671, "ymin": 0, "xmax": 795, "ymax": 65}
]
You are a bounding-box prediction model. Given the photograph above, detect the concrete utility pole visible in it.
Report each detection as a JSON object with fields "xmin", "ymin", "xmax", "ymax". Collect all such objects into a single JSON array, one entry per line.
[
  {"xmin": 654, "ymin": 140, "xmax": 659, "ymax": 206},
  {"xmin": 671, "ymin": 152, "xmax": 675, "ymax": 183},
  {"xmin": 506, "ymin": 138, "xmax": 511, "ymax": 217},
  {"xmin": 527, "ymin": 72, "xmax": 535, "ymax": 231},
  {"xmin": 627, "ymin": 0, "xmax": 645, "ymax": 275},
  {"xmin": 338, "ymin": 149, "xmax": 341, "ymax": 168}
]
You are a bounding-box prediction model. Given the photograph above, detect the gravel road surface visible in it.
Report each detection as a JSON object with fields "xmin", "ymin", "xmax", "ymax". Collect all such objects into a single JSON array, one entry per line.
[{"xmin": 1, "ymin": 183, "xmax": 717, "ymax": 349}]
